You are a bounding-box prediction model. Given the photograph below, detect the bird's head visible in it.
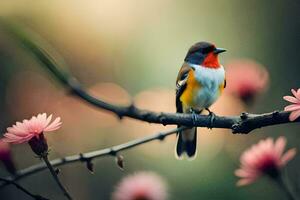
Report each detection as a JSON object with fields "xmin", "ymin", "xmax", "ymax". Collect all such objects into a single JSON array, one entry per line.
[{"xmin": 184, "ymin": 41, "xmax": 226, "ymax": 68}]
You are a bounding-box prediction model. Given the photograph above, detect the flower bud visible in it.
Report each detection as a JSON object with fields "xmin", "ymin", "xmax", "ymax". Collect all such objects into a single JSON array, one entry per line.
[
  {"xmin": 28, "ymin": 133, "xmax": 48, "ymax": 157},
  {"xmin": 115, "ymin": 155, "xmax": 124, "ymax": 170}
]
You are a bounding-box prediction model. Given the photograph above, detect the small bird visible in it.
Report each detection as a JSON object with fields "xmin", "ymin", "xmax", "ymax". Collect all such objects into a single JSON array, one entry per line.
[{"xmin": 175, "ymin": 41, "xmax": 226, "ymax": 159}]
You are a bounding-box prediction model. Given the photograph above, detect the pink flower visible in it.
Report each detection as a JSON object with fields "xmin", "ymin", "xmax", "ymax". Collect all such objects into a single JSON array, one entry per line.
[
  {"xmin": 0, "ymin": 140, "xmax": 16, "ymax": 174},
  {"xmin": 2, "ymin": 113, "xmax": 62, "ymax": 156},
  {"xmin": 112, "ymin": 172, "xmax": 168, "ymax": 200},
  {"xmin": 2, "ymin": 113, "xmax": 61, "ymax": 144},
  {"xmin": 283, "ymin": 88, "xmax": 300, "ymax": 121},
  {"xmin": 225, "ymin": 59, "xmax": 269, "ymax": 103},
  {"xmin": 235, "ymin": 137, "xmax": 296, "ymax": 186}
]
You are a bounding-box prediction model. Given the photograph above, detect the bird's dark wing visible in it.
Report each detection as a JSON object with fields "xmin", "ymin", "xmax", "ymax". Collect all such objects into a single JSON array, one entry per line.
[
  {"xmin": 176, "ymin": 63, "xmax": 192, "ymax": 87},
  {"xmin": 176, "ymin": 83, "xmax": 187, "ymax": 113},
  {"xmin": 176, "ymin": 63, "xmax": 192, "ymax": 113}
]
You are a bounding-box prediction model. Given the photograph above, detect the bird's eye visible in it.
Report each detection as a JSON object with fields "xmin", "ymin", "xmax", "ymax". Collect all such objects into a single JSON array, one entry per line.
[{"xmin": 202, "ymin": 46, "xmax": 214, "ymax": 54}]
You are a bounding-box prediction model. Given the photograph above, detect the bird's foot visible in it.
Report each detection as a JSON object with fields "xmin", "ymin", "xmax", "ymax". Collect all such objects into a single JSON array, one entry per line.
[
  {"xmin": 189, "ymin": 108, "xmax": 200, "ymax": 126},
  {"xmin": 205, "ymin": 108, "xmax": 215, "ymax": 129}
]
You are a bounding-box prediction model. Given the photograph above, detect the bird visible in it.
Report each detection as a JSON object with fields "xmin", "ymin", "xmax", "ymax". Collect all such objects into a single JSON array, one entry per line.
[{"xmin": 175, "ymin": 41, "xmax": 226, "ymax": 159}]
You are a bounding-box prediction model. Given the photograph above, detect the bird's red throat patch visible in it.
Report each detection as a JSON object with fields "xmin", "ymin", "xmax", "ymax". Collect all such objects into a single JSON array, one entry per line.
[{"xmin": 202, "ymin": 52, "xmax": 220, "ymax": 68}]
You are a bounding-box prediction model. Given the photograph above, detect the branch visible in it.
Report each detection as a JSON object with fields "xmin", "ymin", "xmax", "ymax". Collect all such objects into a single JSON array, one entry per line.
[
  {"xmin": 0, "ymin": 127, "xmax": 187, "ymax": 188},
  {"xmin": 0, "ymin": 178, "xmax": 49, "ymax": 200}
]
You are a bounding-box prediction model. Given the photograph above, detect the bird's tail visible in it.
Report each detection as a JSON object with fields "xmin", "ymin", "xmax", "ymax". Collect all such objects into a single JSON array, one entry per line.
[{"xmin": 175, "ymin": 126, "xmax": 197, "ymax": 159}]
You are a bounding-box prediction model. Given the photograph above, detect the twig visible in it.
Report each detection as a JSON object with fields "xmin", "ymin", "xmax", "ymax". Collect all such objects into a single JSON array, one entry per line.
[
  {"xmin": 0, "ymin": 20, "xmax": 299, "ymax": 134},
  {"xmin": 0, "ymin": 127, "xmax": 187, "ymax": 188},
  {"xmin": 42, "ymin": 155, "xmax": 73, "ymax": 200},
  {"xmin": 274, "ymin": 174, "xmax": 299, "ymax": 200},
  {"xmin": 0, "ymin": 177, "xmax": 49, "ymax": 200}
]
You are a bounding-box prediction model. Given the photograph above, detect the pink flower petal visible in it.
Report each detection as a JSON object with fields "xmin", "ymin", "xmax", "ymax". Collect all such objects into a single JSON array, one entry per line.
[
  {"xmin": 280, "ymin": 148, "xmax": 296, "ymax": 166},
  {"xmin": 44, "ymin": 114, "xmax": 53, "ymax": 128},
  {"xmin": 236, "ymin": 178, "xmax": 256, "ymax": 186},
  {"xmin": 2, "ymin": 137, "xmax": 18, "ymax": 143},
  {"xmin": 284, "ymin": 104, "xmax": 300, "ymax": 112},
  {"xmin": 44, "ymin": 117, "xmax": 62, "ymax": 132},
  {"xmin": 289, "ymin": 110, "xmax": 300, "ymax": 121},
  {"xmin": 235, "ymin": 169, "xmax": 259, "ymax": 179},
  {"xmin": 296, "ymin": 89, "xmax": 300, "ymax": 99},
  {"xmin": 4, "ymin": 133, "xmax": 24, "ymax": 140},
  {"xmin": 291, "ymin": 89, "xmax": 300, "ymax": 100},
  {"xmin": 6, "ymin": 127, "xmax": 27, "ymax": 137},
  {"xmin": 2, "ymin": 134, "xmax": 33, "ymax": 144},
  {"xmin": 283, "ymin": 96, "xmax": 300, "ymax": 104},
  {"xmin": 274, "ymin": 137, "xmax": 286, "ymax": 158}
]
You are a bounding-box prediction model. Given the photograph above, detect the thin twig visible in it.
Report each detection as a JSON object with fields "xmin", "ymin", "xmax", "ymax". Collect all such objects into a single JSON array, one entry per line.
[
  {"xmin": 1, "ymin": 20, "xmax": 299, "ymax": 134},
  {"xmin": 274, "ymin": 174, "xmax": 298, "ymax": 200},
  {"xmin": 0, "ymin": 177, "xmax": 49, "ymax": 200},
  {"xmin": 1, "ymin": 127, "xmax": 186, "ymax": 188},
  {"xmin": 42, "ymin": 155, "xmax": 73, "ymax": 200}
]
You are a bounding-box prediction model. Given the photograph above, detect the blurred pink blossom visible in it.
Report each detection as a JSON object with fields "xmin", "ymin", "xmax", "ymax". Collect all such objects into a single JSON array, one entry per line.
[
  {"xmin": 0, "ymin": 140, "xmax": 16, "ymax": 174},
  {"xmin": 112, "ymin": 171, "xmax": 168, "ymax": 200},
  {"xmin": 283, "ymin": 88, "xmax": 300, "ymax": 121},
  {"xmin": 235, "ymin": 137, "xmax": 296, "ymax": 186},
  {"xmin": 226, "ymin": 59, "xmax": 269, "ymax": 103},
  {"xmin": 2, "ymin": 113, "xmax": 62, "ymax": 156}
]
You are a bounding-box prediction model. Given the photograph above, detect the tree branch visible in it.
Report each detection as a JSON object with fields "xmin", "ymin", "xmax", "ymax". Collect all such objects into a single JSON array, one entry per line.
[
  {"xmin": 54, "ymin": 77, "xmax": 300, "ymax": 133},
  {"xmin": 1, "ymin": 20, "xmax": 299, "ymax": 134},
  {"xmin": 0, "ymin": 127, "xmax": 187, "ymax": 188},
  {"xmin": 0, "ymin": 178, "xmax": 49, "ymax": 200}
]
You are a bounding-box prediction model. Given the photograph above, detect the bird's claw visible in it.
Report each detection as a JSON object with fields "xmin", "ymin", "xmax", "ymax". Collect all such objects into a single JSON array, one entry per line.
[
  {"xmin": 205, "ymin": 108, "xmax": 215, "ymax": 129},
  {"xmin": 189, "ymin": 108, "xmax": 199, "ymax": 126},
  {"xmin": 192, "ymin": 112, "xmax": 198, "ymax": 126}
]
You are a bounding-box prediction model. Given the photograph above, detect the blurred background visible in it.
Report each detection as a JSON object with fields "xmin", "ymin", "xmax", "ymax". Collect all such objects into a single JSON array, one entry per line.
[{"xmin": 0, "ymin": 0, "xmax": 299, "ymax": 199}]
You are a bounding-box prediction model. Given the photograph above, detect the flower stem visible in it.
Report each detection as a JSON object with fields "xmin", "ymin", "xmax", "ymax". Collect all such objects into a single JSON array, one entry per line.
[
  {"xmin": 42, "ymin": 155, "xmax": 73, "ymax": 200},
  {"xmin": 275, "ymin": 174, "xmax": 298, "ymax": 200},
  {"xmin": 0, "ymin": 177, "xmax": 49, "ymax": 200}
]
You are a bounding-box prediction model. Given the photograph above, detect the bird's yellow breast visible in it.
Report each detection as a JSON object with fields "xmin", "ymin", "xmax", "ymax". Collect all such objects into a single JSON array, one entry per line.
[{"xmin": 180, "ymin": 70, "xmax": 201, "ymax": 109}]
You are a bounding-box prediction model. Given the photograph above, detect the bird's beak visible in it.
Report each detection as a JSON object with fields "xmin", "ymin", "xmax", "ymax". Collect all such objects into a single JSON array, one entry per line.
[{"xmin": 214, "ymin": 48, "xmax": 226, "ymax": 54}]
